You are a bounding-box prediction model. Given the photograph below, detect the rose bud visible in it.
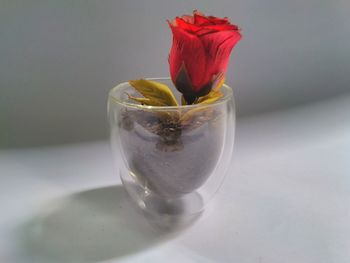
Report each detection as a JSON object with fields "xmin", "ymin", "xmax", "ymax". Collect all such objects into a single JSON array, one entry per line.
[{"xmin": 168, "ymin": 10, "xmax": 241, "ymax": 104}]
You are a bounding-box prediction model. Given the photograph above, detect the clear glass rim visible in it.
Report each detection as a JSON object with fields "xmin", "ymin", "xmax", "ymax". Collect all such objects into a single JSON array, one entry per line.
[{"xmin": 108, "ymin": 77, "xmax": 233, "ymax": 110}]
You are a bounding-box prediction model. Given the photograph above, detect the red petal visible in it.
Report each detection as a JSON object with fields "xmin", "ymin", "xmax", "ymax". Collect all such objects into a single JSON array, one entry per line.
[
  {"xmin": 181, "ymin": 14, "xmax": 194, "ymax": 24},
  {"xmin": 204, "ymin": 24, "xmax": 240, "ymax": 31},
  {"xmin": 200, "ymin": 30, "xmax": 242, "ymax": 77},
  {"xmin": 194, "ymin": 13, "xmax": 214, "ymax": 26},
  {"xmin": 207, "ymin": 16, "xmax": 230, "ymax": 25},
  {"xmin": 175, "ymin": 17, "xmax": 201, "ymax": 34},
  {"xmin": 168, "ymin": 11, "xmax": 242, "ymax": 93},
  {"xmin": 168, "ymin": 22, "xmax": 207, "ymax": 91},
  {"xmin": 196, "ymin": 24, "xmax": 240, "ymax": 37},
  {"xmin": 195, "ymin": 28, "xmax": 218, "ymax": 37}
]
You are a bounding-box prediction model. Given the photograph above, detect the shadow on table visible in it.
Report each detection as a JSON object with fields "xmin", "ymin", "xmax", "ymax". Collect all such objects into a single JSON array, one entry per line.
[{"xmin": 17, "ymin": 185, "xmax": 197, "ymax": 263}]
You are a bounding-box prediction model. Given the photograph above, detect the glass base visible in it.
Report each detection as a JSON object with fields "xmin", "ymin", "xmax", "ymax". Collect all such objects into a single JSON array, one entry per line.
[{"xmin": 120, "ymin": 170, "xmax": 204, "ymax": 218}]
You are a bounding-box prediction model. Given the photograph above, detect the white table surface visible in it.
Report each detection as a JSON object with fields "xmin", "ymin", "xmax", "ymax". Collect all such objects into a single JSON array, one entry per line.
[{"xmin": 1, "ymin": 95, "xmax": 350, "ymax": 263}]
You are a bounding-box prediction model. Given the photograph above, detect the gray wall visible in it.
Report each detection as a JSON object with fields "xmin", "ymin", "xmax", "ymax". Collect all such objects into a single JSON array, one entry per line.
[{"xmin": 1, "ymin": 0, "xmax": 350, "ymax": 148}]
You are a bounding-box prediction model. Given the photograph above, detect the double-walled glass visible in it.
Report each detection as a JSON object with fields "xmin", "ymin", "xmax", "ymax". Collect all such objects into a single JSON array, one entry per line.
[{"xmin": 108, "ymin": 78, "xmax": 235, "ymax": 217}]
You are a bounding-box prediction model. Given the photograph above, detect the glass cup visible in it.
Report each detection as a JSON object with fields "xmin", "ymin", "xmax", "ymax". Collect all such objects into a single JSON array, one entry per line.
[{"xmin": 108, "ymin": 78, "xmax": 235, "ymax": 218}]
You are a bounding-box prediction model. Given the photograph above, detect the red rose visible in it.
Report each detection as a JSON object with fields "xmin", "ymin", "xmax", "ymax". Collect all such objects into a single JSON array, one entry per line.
[{"xmin": 168, "ymin": 10, "xmax": 241, "ymax": 103}]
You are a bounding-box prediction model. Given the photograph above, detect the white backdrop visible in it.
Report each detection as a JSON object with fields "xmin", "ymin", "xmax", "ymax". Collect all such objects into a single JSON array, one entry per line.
[{"xmin": 1, "ymin": 0, "xmax": 350, "ymax": 148}]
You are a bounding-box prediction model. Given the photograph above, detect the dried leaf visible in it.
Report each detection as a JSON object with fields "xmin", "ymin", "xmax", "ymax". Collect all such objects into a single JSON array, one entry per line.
[
  {"xmin": 129, "ymin": 79, "xmax": 179, "ymax": 106},
  {"xmin": 126, "ymin": 93, "xmax": 163, "ymax": 106},
  {"xmin": 126, "ymin": 94, "xmax": 150, "ymax": 105},
  {"xmin": 196, "ymin": 90, "xmax": 223, "ymax": 104},
  {"xmin": 213, "ymin": 75, "xmax": 225, "ymax": 92}
]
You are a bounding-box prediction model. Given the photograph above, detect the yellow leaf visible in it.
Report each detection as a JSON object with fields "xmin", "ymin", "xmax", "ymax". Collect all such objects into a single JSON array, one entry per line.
[
  {"xmin": 126, "ymin": 93, "xmax": 163, "ymax": 106},
  {"xmin": 129, "ymin": 79, "xmax": 179, "ymax": 106},
  {"xmin": 213, "ymin": 77, "xmax": 225, "ymax": 92},
  {"xmin": 196, "ymin": 90, "xmax": 223, "ymax": 104},
  {"xmin": 126, "ymin": 93, "xmax": 180, "ymax": 122}
]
